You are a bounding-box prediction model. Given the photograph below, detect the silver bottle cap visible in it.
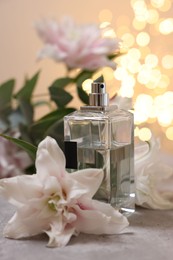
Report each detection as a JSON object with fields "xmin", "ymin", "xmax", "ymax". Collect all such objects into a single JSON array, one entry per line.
[{"xmin": 89, "ymin": 82, "xmax": 109, "ymax": 107}]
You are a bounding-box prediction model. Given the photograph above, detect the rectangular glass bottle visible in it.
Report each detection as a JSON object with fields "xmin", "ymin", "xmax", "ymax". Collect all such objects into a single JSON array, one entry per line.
[{"xmin": 64, "ymin": 82, "xmax": 135, "ymax": 215}]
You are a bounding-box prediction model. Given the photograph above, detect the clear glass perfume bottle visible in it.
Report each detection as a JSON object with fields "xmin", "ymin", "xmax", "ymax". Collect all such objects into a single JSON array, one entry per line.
[{"xmin": 64, "ymin": 82, "xmax": 135, "ymax": 215}]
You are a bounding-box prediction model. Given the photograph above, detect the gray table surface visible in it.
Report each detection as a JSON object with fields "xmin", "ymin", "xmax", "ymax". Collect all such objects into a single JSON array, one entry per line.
[{"xmin": 0, "ymin": 198, "xmax": 173, "ymax": 260}]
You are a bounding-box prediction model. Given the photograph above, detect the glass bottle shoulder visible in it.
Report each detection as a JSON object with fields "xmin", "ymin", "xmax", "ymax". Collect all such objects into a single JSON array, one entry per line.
[{"xmin": 64, "ymin": 105, "xmax": 133, "ymax": 121}]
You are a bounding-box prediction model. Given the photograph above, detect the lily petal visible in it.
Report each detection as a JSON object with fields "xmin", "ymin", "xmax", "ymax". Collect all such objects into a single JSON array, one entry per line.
[
  {"xmin": 46, "ymin": 220, "xmax": 75, "ymax": 248},
  {"xmin": 68, "ymin": 168, "xmax": 104, "ymax": 200},
  {"xmin": 36, "ymin": 136, "xmax": 66, "ymax": 181},
  {"xmin": 73, "ymin": 198, "xmax": 129, "ymax": 235},
  {"xmin": 0, "ymin": 175, "xmax": 42, "ymax": 207},
  {"xmin": 3, "ymin": 206, "xmax": 52, "ymax": 239}
]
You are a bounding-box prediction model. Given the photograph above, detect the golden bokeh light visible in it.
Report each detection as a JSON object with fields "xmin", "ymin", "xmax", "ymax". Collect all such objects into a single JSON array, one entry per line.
[
  {"xmin": 138, "ymin": 127, "xmax": 152, "ymax": 141},
  {"xmin": 147, "ymin": 9, "xmax": 159, "ymax": 24},
  {"xmin": 122, "ymin": 74, "xmax": 136, "ymax": 88},
  {"xmin": 119, "ymin": 87, "xmax": 134, "ymax": 98},
  {"xmin": 146, "ymin": 69, "xmax": 165, "ymax": 89},
  {"xmin": 133, "ymin": 0, "xmax": 148, "ymax": 22},
  {"xmin": 100, "ymin": 21, "xmax": 111, "ymax": 28},
  {"xmin": 117, "ymin": 26, "xmax": 130, "ymax": 36},
  {"xmin": 128, "ymin": 60, "xmax": 141, "ymax": 74},
  {"xmin": 151, "ymin": 0, "xmax": 165, "ymax": 8},
  {"xmin": 159, "ymin": 18, "xmax": 173, "ymax": 34},
  {"xmin": 145, "ymin": 54, "xmax": 158, "ymax": 68},
  {"xmin": 128, "ymin": 48, "xmax": 141, "ymax": 60},
  {"xmin": 137, "ymin": 65, "xmax": 152, "ymax": 84},
  {"xmin": 100, "ymin": 22, "xmax": 117, "ymax": 38},
  {"xmin": 98, "ymin": 9, "xmax": 113, "ymax": 22},
  {"xmin": 132, "ymin": 18, "xmax": 147, "ymax": 30},
  {"xmin": 149, "ymin": 106, "xmax": 157, "ymax": 119},
  {"xmin": 166, "ymin": 127, "xmax": 173, "ymax": 141},
  {"xmin": 114, "ymin": 67, "xmax": 128, "ymax": 81},
  {"xmin": 152, "ymin": 91, "xmax": 173, "ymax": 126},
  {"xmin": 101, "ymin": 67, "xmax": 114, "ymax": 81},
  {"xmin": 130, "ymin": 0, "xmax": 140, "ymax": 6},
  {"xmin": 117, "ymin": 49, "xmax": 142, "ymax": 74},
  {"xmin": 157, "ymin": 110, "xmax": 173, "ymax": 126},
  {"xmin": 162, "ymin": 55, "xmax": 173, "ymax": 69},
  {"xmin": 134, "ymin": 94, "xmax": 153, "ymax": 124},
  {"xmin": 139, "ymin": 46, "xmax": 151, "ymax": 59},
  {"xmin": 159, "ymin": 0, "xmax": 172, "ymax": 12},
  {"xmin": 148, "ymin": 69, "xmax": 162, "ymax": 87},
  {"xmin": 163, "ymin": 91, "xmax": 173, "ymax": 103},
  {"xmin": 82, "ymin": 79, "xmax": 93, "ymax": 94},
  {"xmin": 98, "ymin": 0, "xmax": 173, "ymax": 139},
  {"xmin": 157, "ymin": 74, "xmax": 170, "ymax": 89},
  {"xmin": 121, "ymin": 33, "xmax": 135, "ymax": 48},
  {"xmin": 136, "ymin": 32, "xmax": 150, "ymax": 46},
  {"xmin": 134, "ymin": 126, "xmax": 140, "ymax": 137},
  {"xmin": 135, "ymin": 94, "xmax": 153, "ymax": 107}
]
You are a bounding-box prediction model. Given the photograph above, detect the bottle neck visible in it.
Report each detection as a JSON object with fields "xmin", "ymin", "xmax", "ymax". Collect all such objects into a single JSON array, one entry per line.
[
  {"xmin": 80, "ymin": 82, "xmax": 113, "ymax": 111},
  {"xmin": 89, "ymin": 92, "xmax": 109, "ymax": 107},
  {"xmin": 80, "ymin": 104, "xmax": 118, "ymax": 112},
  {"xmin": 89, "ymin": 82, "xmax": 109, "ymax": 106}
]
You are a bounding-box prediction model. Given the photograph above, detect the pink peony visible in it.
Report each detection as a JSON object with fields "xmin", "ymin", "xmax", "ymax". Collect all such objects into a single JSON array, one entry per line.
[{"xmin": 36, "ymin": 17, "xmax": 120, "ymax": 70}]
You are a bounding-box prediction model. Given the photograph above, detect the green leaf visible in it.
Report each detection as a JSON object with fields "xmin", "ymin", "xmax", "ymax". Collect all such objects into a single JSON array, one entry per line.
[
  {"xmin": 0, "ymin": 79, "xmax": 15, "ymax": 112},
  {"xmin": 94, "ymin": 75, "xmax": 104, "ymax": 83},
  {"xmin": 32, "ymin": 100, "xmax": 52, "ymax": 108},
  {"xmin": 75, "ymin": 70, "xmax": 94, "ymax": 86},
  {"xmin": 39, "ymin": 108, "xmax": 74, "ymax": 121},
  {"xmin": 0, "ymin": 134, "xmax": 37, "ymax": 161},
  {"xmin": 19, "ymin": 123, "xmax": 34, "ymax": 144},
  {"xmin": 14, "ymin": 71, "xmax": 40, "ymax": 100},
  {"xmin": 74, "ymin": 70, "xmax": 94, "ymax": 105},
  {"xmin": 24, "ymin": 164, "xmax": 36, "ymax": 175},
  {"xmin": 14, "ymin": 71, "xmax": 40, "ymax": 124},
  {"xmin": 77, "ymin": 86, "xmax": 89, "ymax": 104},
  {"xmin": 108, "ymin": 52, "xmax": 125, "ymax": 60},
  {"xmin": 18, "ymin": 100, "xmax": 34, "ymax": 125},
  {"xmin": 45, "ymin": 119, "xmax": 65, "ymax": 151},
  {"xmin": 29, "ymin": 108, "xmax": 75, "ymax": 144},
  {"xmin": 49, "ymin": 87, "xmax": 73, "ymax": 107},
  {"xmin": 49, "ymin": 77, "xmax": 73, "ymax": 89}
]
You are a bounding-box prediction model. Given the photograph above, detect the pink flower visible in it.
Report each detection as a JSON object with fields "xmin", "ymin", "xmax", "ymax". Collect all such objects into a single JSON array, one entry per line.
[
  {"xmin": 0, "ymin": 136, "xmax": 128, "ymax": 248},
  {"xmin": 0, "ymin": 136, "xmax": 31, "ymax": 178},
  {"xmin": 36, "ymin": 17, "xmax": 120, "ymax": 70}
]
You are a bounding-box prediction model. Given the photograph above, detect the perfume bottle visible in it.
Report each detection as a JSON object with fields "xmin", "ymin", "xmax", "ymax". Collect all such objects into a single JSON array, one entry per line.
[{"xmin": 64, "ymin": 82, "xmax": 135, "ymax": 214}]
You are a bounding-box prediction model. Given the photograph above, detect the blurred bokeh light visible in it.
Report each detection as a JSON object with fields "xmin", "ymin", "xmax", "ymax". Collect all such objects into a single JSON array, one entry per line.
[{"xmin": 82, "ymin": 0, "xmax": 173, "ymax": 148}]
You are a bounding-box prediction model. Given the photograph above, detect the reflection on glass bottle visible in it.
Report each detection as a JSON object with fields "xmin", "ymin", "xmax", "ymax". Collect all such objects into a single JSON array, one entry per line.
[{"xmin": 64, "ymin": 82, "xmax": 135, "ymax": 215}]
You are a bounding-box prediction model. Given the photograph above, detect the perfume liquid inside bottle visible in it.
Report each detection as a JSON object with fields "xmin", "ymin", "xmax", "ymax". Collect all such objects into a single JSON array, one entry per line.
[{"xmin": 64, "ymin": 82, "xmax": 135, "ymax": 215}]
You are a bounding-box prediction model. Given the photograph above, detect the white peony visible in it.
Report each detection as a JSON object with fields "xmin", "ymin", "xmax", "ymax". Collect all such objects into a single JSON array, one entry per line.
[
  {"xmin": 36, "ymin": 17, "xmax": 120, "ymax": 71},
  {"xmin": 135, "ymin": 138, "xmax": 173, "ymax": 209}
]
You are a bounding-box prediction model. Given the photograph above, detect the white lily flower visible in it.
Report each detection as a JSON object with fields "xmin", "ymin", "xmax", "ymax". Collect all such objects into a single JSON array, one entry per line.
[
  {"xmin": 135, "ymin": 138, "xmax": 173, "ymax": 209},
  {"xmin": 0, "ymin": 136, "xmax": 128, "ymax": 248}
]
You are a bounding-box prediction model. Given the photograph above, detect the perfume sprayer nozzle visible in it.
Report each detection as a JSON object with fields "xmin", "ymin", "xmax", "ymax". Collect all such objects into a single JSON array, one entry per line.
[{"xmin": 89, "ymin": 82, "xmax": 109, "ymax": 107}]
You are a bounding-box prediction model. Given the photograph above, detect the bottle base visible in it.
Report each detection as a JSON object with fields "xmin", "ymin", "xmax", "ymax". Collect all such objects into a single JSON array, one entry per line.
[{"xmin": 111, "ymin": 193, "xmax": 135, "ymax": 217}]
